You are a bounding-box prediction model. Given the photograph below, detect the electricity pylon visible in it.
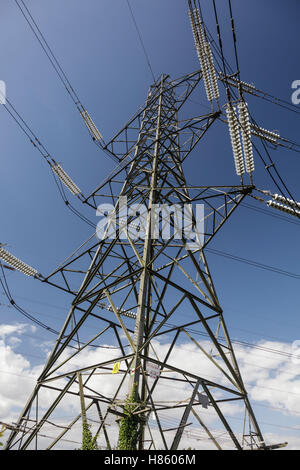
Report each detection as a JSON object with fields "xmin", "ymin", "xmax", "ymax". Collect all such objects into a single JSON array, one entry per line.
[{"xmin": 5, "ymin": 72, "xmax": 265, "ymax": 451}]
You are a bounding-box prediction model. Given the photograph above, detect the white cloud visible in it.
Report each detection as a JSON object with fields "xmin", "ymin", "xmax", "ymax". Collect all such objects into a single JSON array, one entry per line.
[
  {"xmin": 0, "ymin": 323, "xmax": 300, "ymax": 450},
  {"xmin": 0, "ymin": 323, "xmax": 36, "ymax": 339},
  {"xmin": 0, "ymin": 344, "xmax": 36, "ymax": 419},
  {"xmin": 235, "ymin": 341, "xmax": 300, "ymax": 417}
]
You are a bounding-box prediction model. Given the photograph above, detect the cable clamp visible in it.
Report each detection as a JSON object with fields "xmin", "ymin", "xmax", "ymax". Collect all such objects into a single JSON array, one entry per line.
[{"xmin": 265, "ymin": 163, "xmax": 275, "ymax": 170}]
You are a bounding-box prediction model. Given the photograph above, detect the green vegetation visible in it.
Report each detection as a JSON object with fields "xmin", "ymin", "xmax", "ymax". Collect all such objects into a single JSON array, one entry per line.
[
  {"xmin": 118, "ymin": 383, "xmax": 142, "ymax": 450},
  {"xmin": 81, "ymin": 422, "xmax": 98, "ymax": 450},
  {"xmin": 0, "ymin": 425, "xmax": 6, "ymax": 447}
]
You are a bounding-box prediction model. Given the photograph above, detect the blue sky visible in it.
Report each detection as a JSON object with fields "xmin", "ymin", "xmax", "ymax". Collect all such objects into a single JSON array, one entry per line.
[{"xmin": 1, "ymin": 0, "xmax": 300, "ymax": 448}]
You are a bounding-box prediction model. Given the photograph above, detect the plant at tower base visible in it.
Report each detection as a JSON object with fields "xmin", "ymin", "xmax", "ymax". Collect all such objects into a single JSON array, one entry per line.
[
  {"xmin": 118, "ymin": 383, "xmax": 142, "ymax": 450},
  {"xmin": 0, "ymin": 425, "xmax": 6, "ymax": 447},
  {"xmin": 81, "ymin": 422, "xmax": 99, "ymax": 451}
]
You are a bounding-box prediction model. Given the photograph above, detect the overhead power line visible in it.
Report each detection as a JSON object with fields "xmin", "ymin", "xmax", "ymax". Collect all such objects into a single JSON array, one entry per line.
[
  {"xmin": 126, "ymin": 0, "xmax": 156, "ymax": 82},
  {"xmin": 204, "ymin": 16, "xmax": 300, "ymax": 216},
  {"xmin": 227, "ymin": 0, "xmax": 240, "ymax": 81},
  {"xmin": 202, "ymin": 10, "xmax": 300, "ymax": 118},
  {"xmin": 4, "ymin": 1, "xmax": 300, "ymax": 450},
  {"xmin": 14, "ymin": 0, "xmax": 80, "ymax": 105},
  {"xmin": 0, "ymin": 262, "xmax": 298, "ymax": 364},
  {"xmin": 0, "ymin": 264, "xmax": 59, "ymax": 335},
  {"xmin": 14, "ymin": 0, "xmax": 106, "ymax": 151},
  {"xmin": 0, "ymin": 88, "xmax": 98, "ymax": 228},
  {"xmin": 206, "ymin": 247, "xmax": 300, "ymax": 280}
]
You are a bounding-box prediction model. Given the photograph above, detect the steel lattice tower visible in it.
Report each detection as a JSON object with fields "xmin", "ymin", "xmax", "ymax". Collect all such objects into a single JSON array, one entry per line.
[{"xmin": 5, "ymin": 72, "xmax": 266, "ymax": 450}]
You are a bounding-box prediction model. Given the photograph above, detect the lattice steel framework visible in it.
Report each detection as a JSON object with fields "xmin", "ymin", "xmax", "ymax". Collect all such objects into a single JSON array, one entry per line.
[{"xmin": 5, "ymin": 72, "xmax": 265, "ymax": 450}]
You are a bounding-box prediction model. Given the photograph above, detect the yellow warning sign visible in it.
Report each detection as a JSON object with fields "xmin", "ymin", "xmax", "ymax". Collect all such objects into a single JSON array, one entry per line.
[{"xmin": 112, "ymin": 362, "xmax": 120, "ymax": 374}]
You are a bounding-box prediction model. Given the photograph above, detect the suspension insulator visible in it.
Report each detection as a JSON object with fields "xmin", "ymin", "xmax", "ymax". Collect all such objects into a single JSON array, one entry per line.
[
  {"xmin": 238, "ymin": 102, "xmax": 255, "ymax": 174},
  {"xmin": 226, "ymin": 104, "xmax": 245, "ymax": 176}
]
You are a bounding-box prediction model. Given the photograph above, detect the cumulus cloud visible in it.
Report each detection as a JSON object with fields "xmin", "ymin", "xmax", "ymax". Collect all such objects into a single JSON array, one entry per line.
[
  {"xmin": 235, "ymin": 341, "xmax": 300, "ymax": 417},
  {"xmin": 0, "ymin": 322, "xmax": 300, "ymax": 450},
  {"xmin": 0, "ymin": 323, "xmax": 36, "ymax": 339},
  {"xmin": 0, "ymin": 324, "xmax": 38, "ymax": 421}
]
